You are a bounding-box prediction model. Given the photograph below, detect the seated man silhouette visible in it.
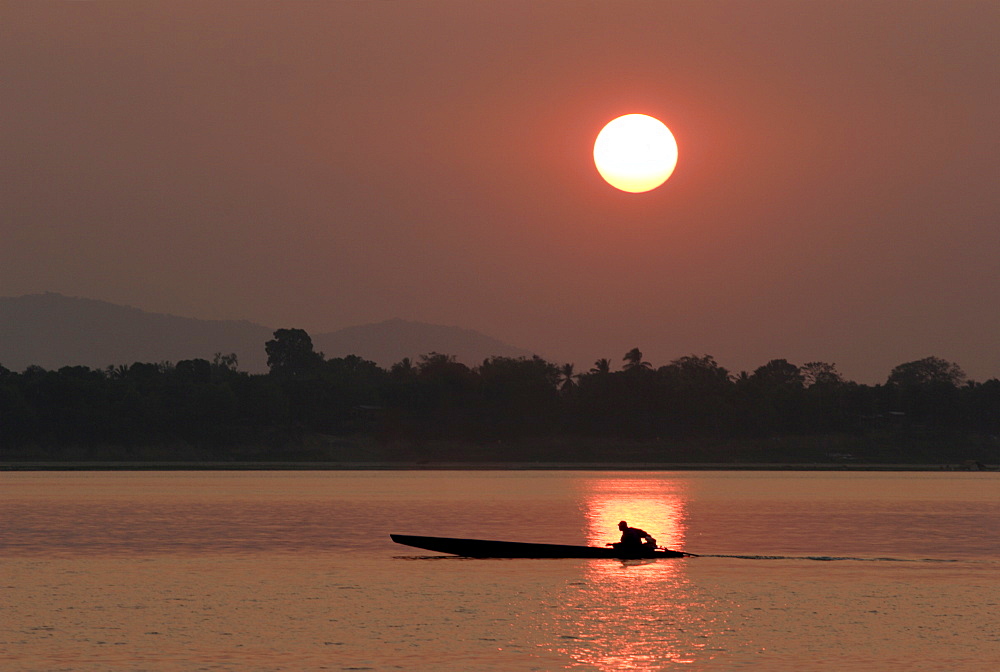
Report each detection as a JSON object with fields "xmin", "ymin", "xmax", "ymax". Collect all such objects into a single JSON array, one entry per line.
[{"xmin": 616, "ymin": 520, "xmax": 657, "ymax": 550}]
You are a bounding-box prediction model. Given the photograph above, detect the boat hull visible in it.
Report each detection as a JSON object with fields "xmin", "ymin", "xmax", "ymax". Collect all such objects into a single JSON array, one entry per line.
[{"xmin": 390, "ymin": 534, "xmax": 689, "ymax": 559}]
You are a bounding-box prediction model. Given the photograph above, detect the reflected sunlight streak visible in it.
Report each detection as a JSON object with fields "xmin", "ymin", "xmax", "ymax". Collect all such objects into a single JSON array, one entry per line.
[
  {"xmin": 582, "ymin": 476, "xmax": 688, "ymax": 551},
  {"xmin": 546, "ymin": 476, "xmax": 721, "ymax": 669}
]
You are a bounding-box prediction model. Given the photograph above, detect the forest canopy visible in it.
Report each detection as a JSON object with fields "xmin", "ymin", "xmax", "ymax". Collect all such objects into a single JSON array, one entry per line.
[{"xmin": 2, "ymin": 330, "xmax": 998, "ymax": 465}]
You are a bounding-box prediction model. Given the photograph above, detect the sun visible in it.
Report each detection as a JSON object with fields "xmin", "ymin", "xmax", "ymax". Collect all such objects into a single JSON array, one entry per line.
[{"xmin": 593, "ymin": 114, "xmax": 678, "ymax": 193}]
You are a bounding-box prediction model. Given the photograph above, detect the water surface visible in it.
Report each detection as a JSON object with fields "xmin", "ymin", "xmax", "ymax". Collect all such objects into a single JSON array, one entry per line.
[{"xmin": 2, "ymin": 471, "xmax": 997, "ymax": 670}]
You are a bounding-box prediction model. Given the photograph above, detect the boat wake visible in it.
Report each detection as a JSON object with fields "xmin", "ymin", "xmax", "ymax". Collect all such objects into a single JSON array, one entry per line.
[
  {"xmin": 697, "ymin": 554, "xmax": 959, "ymax": 563},
  {"xmin": 393, "ymin": 551, "xmax": 978, "ymax": 564}
]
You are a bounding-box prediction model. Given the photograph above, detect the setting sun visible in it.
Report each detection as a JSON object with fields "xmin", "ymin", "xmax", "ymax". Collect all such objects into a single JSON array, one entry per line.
[{"xmin": 593, "ymin": 113, "xmax": 678, "ymax": 193}]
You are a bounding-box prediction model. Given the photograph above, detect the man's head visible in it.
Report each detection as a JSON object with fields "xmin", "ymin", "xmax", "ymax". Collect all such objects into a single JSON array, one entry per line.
[{"xmin": 618, "ymin": 520, "xmax": 628, "ymax": 531}]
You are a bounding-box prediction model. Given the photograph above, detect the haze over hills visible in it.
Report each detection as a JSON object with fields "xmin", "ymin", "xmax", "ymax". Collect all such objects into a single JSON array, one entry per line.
[
  {"xmin": 311, "ymin": 319, "xmax": 534, "ymax": 370},
  {"xmin": 0, "ymin": 293, "xmax": 535, "ymax": 373}
]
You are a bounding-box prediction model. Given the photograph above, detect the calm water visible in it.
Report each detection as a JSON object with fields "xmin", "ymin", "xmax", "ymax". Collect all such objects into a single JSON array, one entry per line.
[{"xmin": 1, "ymin": 470, "xmax": 997, "ymax": 671}]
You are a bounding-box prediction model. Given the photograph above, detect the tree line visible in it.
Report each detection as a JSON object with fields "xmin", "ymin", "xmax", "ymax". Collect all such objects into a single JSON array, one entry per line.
[{"xmin": 1, "ymin": 328, "xmax": 998, "ymax": 464}]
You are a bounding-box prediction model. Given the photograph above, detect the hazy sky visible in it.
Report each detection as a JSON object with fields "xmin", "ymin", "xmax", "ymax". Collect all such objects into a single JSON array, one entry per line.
[{"xmin": 3, "ymin": 1, "xmax": 998, "ymax": 383}]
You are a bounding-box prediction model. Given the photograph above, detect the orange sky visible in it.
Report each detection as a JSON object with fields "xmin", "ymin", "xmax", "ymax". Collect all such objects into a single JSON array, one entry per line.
[{"xmin": 3, "ymin": 1, "xmax": 998, "ymax": 383}]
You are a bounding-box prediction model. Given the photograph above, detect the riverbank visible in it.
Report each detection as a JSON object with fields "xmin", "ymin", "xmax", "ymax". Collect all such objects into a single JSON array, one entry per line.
[
  {"xmin": 5, "ymin": 430, "xmax": 996, "ymax": 471},
  {"xmin": 2, "ymin": 461, "xmax": 994, "ymax": 471}
]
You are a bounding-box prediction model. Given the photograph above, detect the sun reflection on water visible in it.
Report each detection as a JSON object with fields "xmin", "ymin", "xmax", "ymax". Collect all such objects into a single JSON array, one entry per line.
[
  {"xmin": 545, "ymin": 475, "xmax": 728, "ymax": 669},
  {"xmin": 582, "ymin": 476, "xmax": 689, "ymax": 552}
]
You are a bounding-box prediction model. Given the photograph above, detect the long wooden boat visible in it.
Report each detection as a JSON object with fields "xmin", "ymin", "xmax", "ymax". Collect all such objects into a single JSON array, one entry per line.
[{"xmin": 390, "ymin": 534, "xmax": 691, "ymax": 559}]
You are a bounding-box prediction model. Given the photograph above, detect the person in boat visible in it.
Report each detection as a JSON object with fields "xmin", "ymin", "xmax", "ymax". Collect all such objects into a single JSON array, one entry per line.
[{"xmin": 616, "ymin": 520, "xmax": 657, "ymax": 550}]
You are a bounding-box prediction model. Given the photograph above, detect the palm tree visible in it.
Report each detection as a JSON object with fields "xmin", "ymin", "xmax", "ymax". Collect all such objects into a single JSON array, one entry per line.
[
  {"xmin": 622, "ymin": 348, "xmax": 651, "ymax": 373},
  {"xmin": 558, "ymin": 363, "xmax": 580, "ymax": 392},
  {"xmin": 390, "ymin": 357, "xmax": 416, "ymax": 380},
  {"xmin": 589, "ymin": 358, "xmax": 611, "ymax": 375},
  {"xmin": 106, "ymin": 364, "xmax": 130, "ymax": 379}
]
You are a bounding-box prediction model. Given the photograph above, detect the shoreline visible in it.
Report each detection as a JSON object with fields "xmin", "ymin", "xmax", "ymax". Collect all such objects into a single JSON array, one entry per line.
[{"xmin": 2, "ymin": 461, "xmax": 995, "ymax": 472}]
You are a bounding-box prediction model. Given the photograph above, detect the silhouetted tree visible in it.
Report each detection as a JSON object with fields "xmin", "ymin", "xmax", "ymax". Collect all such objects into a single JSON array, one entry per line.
[
  {"xmin": 390, "ymin": 357, "xmax": 416, "ymax": 380},
  {"xmin": 558, "ymin": 363, "xmax": 580, "ymax": 393},
  {"xmin": 663, "ymin": 355, "xmax": 731, "ymax": 388},
  {"xmin": 573, "ymin": 359, "xmax": 617, "ymax": 435},
  {"xmin": 622, "ymin": 348, "xmax": 652, "ymax": 373},
  {"xmin": 887, "ymin": 357, "xmax": 965, "ymax": 387},
  {"xmin": 212, "ymin": 352, "xmax": 239, "ymax": 372},
  {"xmin": 176, "ymin": 359, "xmax": 212, "ymax": 384},
  {"xmin": 657, "ymin": 355, "xmax": 734, "ymax": 436},
  {"xmin": 798, "ymin": 362, "xmax": 859, "ymax": 434},
  {"xmin": 5, "ymin": 333, "xmax": 999, "ymax": 466},
  {"xmin": 608, "ymin": 349, "xmax": 656, "ymax": 437},
  {"xmin": 961, "ymin": 379, "xmax": 1000, "ymax": 434},
  {"xmin": 590, "ymin": 358, "xmax": 611, "ymax": 375},
  {"xmin": 740, "ymin": 359, "xmax": 806, "ymax": 435},
  {"xmin": 801, "ymin": 361, "xmax": 844, "ymax": 388},
  {"xmin": 319, "ymin": 355, "xmax": 387, "ymax": 431},
  {"xmin": 750, "ymin": 359, "xmax": 805, "ymax": 389},
  {"xmin": 265, "ymin": 329, "xmax": 324, "ymax": 378},
  {"xmin": 410, "ymin": 353, "xmax": 478, "ymax": 438},
  {"xmin": 886, "ymin": 356, "xmax": 967, "ymax": 430},
  {"xmin": 477, "ymin": 356, "xmax": 560, "ymax": 438}
]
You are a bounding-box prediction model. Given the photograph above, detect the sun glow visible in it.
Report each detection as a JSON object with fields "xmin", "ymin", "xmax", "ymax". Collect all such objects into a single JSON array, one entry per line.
[
  {"xmin": 581, "ymin": 476, "xmax": 689, "ymax": 551},
  {"xmin": 593, "ymin": 113, "xmax": 678, "ymax": 193},
  {"xmin": 558, "ymin": 476, "xmax": 696, "ymax": 670}
]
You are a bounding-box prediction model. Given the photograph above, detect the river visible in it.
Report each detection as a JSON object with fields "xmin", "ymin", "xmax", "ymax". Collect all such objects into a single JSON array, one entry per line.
[{"xmin": 1, "ymin": 470, "xmax": 997, "ymax": 670}]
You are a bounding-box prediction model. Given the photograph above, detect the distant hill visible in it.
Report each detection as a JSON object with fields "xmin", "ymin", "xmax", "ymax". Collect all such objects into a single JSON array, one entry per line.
[
  {"xmin": 313, "ymin": 318, "xmax": 534, "ymax": 368},
  {"xmin": 0, "ymin": 293, "xmax": 534, "ymax": 373},
  {"xmin": 0, "ymin": 293, "xmax": 274, "ymax": 373}
]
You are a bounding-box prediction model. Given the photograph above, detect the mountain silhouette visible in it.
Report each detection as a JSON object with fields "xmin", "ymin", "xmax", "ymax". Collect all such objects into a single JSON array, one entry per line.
[
  {"xmin": 0, "ymin": 293, "xmax": 534, "ymax": 373},
  {"xmin": 312, "ymin": 319, "xmax": 533, "ymax": 369}
]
